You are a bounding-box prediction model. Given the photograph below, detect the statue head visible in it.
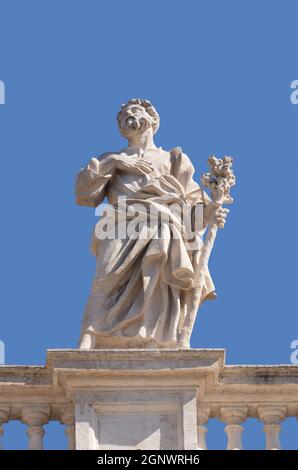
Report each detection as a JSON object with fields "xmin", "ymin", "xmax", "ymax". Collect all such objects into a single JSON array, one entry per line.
[{"xmin": 117, "ymin": 98, "xmax": 160, "ymax": 139}]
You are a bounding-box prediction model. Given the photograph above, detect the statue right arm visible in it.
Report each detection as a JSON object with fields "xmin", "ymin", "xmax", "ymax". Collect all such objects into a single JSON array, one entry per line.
[
  {"xmin": 75, "ymin": 152, "xmax": 116, "ymax": 207},
  {"xmin": 75, "ymin": 151, "xmax": 153, "ymax": 207}
]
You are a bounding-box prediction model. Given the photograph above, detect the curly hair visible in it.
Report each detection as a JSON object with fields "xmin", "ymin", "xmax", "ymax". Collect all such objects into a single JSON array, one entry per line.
[{"xmin": 117, "ymin": 98, "xmax": 160, "ymax": 135}]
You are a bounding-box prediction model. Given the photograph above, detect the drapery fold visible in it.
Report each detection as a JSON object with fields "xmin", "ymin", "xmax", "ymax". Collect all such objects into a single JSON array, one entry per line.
[{"xmin": 76, "ymin": 146, "xmax": 215, "ymax": 348}]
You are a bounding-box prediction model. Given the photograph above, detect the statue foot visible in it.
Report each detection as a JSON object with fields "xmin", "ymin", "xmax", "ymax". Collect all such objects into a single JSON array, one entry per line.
[
  {"xmin": 79, "ymin": 333, "xmax": 96, "ymax": 349},
  {"xmin": 177, "ymin": 340, "xmax": 190, "ymax": 349}
]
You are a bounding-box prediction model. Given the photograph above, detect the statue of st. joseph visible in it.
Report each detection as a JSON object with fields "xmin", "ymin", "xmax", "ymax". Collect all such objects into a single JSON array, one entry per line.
[{"xmin": 75, "ymin": 99, "xmax": 228, "ymax": 349}]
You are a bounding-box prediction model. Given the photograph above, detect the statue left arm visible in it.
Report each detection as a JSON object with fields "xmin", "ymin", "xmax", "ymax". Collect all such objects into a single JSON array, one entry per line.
[
  {"xmin": 170, "ymin": 148, "xmax": 227, "ymax": 230},
  {"xmin": 170, "ymin": 147, "xmax": 208, "ymax": 203}
]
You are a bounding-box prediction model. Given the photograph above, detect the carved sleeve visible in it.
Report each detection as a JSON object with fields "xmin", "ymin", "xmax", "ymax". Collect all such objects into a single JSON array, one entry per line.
[
  {"xmin": 170, "ymin": 147, "xmax": 210, "ymax": 205},
  {"xmin": 75, "ymin": 153, "xmax": 114, "ymax": 207}
]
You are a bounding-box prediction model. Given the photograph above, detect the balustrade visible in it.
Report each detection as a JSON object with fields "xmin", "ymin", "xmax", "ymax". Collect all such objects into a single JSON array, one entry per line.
[{"xmin": 0, "ymin": 350, "xmax": 297, "ymax": 450}]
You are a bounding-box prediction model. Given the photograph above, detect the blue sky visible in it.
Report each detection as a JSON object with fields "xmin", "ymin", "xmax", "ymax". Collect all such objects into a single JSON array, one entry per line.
[{"xmin": 0, "ymin": 0, "xmax": 297, "ymax": 450}]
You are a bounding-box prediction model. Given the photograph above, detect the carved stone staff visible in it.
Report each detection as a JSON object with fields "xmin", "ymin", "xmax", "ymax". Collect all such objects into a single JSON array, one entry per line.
[{"xmin": 178, "ymin": 155, "xmax": 236, "ymax": 347}]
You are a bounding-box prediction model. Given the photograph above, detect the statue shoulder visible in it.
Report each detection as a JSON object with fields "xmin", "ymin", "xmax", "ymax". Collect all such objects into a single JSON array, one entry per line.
[
  {"xmin": 169, "ymin": 146, "xmax": 183, "ymax": 159},
  {"xmin": 95, "ymin": 150, "xmax": 121, "ymax": 162},
  {"xmin": 170, "ymin": 146, "xmax": 194, "ymax": 170}
]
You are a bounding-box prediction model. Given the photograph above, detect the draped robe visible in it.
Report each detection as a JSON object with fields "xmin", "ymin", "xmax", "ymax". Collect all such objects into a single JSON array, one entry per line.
[{"xmin": 75, "ymin": 146, "xmax": 215, "ymax": 348}]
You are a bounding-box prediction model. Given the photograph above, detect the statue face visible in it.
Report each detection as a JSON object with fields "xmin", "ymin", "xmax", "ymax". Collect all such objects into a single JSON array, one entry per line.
[{"xmin": 119, "ymin": 104, "xmax": 154, "ymax": 138}]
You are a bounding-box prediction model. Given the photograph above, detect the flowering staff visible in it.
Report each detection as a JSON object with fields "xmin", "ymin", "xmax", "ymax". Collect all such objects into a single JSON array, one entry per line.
[{"xmin": 178, "ymin": 155, "xmax": 236, "ymax": 347}]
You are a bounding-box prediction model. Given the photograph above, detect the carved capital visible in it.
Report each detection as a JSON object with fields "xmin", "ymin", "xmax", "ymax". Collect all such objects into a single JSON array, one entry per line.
[
  {"xmin": 60, "ymin": 409, "xmax": 75, "ymax": 427},
  {"xmin": 197, "ymin": 406, "xmax": 210, "ymax": 425},
  {"xmin": 258, "ymin": 406, "xmax": 286, "ymax": 424},
  {"xmin": 0, "ymin": 407, "xmax": 9, "ymax": 425},
  {"xmin": 21, "ymin": 405, "xmax": 50, "ymax": 426},
  {"xmin": 220, "ymin": 406, "xmax": 248, "ymax": 425}
]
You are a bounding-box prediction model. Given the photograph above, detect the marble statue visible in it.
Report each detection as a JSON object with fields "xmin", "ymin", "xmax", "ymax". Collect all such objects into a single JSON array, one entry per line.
[{"xmin": 75, "ymin": 98, "xmax": 233, "ymax": 349}]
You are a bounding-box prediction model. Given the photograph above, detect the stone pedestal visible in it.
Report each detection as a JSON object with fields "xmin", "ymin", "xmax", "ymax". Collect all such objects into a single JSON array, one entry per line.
[
  {"xmin": 1, "ymin": 349, "xmax": 298, "ymax": 449},
  {"xmin": 47, "ymin": 349, "xmax": 224, "ymax": 450}
]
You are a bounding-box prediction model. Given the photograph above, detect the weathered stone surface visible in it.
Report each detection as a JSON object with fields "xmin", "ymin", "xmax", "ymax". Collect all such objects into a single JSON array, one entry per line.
[{"xmin": 75, "ymin": 98, "xmax": 232, "ymax": 349}]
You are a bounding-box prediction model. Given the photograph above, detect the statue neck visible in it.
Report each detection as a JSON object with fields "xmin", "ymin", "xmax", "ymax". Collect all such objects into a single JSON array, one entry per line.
[{"xmin": 127, "ymin": 129, "xmax": 157, "ymax": 151}]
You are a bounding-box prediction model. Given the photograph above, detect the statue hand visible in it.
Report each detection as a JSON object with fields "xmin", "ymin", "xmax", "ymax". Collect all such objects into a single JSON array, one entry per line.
[
  {"xmin": 203, "ymin": 203, "xmax": 229, "ymax": 229},
  {"xmin": 113, "ymin": 154, "xmax": 153, "ymax": 175}
]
